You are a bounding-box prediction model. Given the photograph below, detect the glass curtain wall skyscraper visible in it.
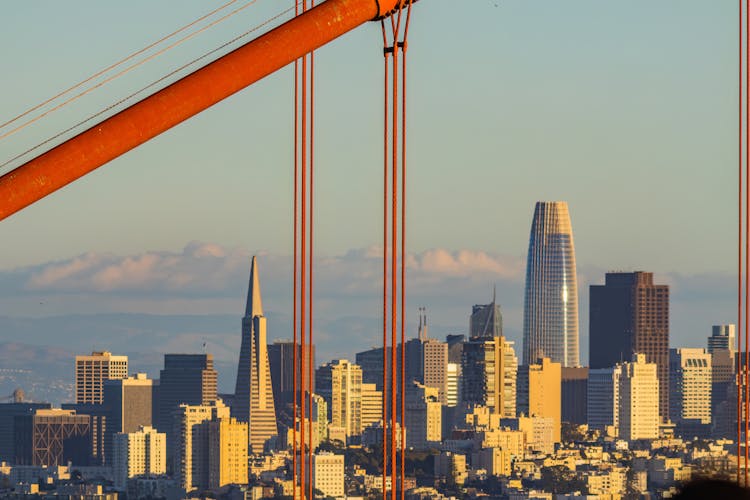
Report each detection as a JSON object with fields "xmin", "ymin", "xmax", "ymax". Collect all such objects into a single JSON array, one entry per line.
[{"xmin": 522, "ymin": 201, "xmax": 580, "ymax": 367}]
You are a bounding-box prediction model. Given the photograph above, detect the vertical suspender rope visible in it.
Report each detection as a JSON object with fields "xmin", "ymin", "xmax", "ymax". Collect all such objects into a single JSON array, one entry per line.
[
  {"xmin": 739, "ymin": 0, "xmax": 743, "ymax": 484},
  {"xmin": 399, "ymin": 9, "xmax": 411, "ymax": 498},
  {"xmin": 381, "ymin": 4, "xmax": 411, "ymax": 497},
  {"xmin": 308, "ymin": 11, "xmax": 315, "ymax": 497},
  {"xmin": 746, "ymin": 0, "xmax": 749, "ymax": 483},
  {"xmin": 390, "ymin": 17, "xmax": 399, "ymax": 500},
  {"xmin": 294, "ymin": 0, "xmax": 315, "ymax": 495},
  {"xmin": 381, "ymin": 20, "xmax": 390, "ymax": 499},
  {"xmin": 300, "ymin": 0, "xmax": 308, "ymax": 487},
  {"xmin": 292, "ymin": 0, "xmax": 300, "ymax": 493}
]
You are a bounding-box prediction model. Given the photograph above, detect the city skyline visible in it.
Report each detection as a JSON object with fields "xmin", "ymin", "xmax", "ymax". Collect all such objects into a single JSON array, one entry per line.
[
  {"xmin": 0, "ymin": 1, "xmax": 743, "ymax": 496},
  {"xmin": 0, "ymin": 2, "xmax": 737, "ymax": 377}
]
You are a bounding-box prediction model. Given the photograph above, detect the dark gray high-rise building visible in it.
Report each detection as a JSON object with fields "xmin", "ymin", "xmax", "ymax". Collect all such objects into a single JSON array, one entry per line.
[
  {"xmin": 446, "ymin": 335, "xmax": 465, "ymax": 365},
  {"xmin": 589, "ymin": 271, "xmax": 670, "ymax": 419},
  {"xmin": 61, "ymin": 403, "xmax": 109, "ymax": 465},
  {"xmin": 561, "ymin": 367, "xmax": 588, "ymax": 425},
  {"xmin": 470, "ymin": 289, "xmax": 502, "ymax": 339},
  {"xmin": 14, "ymin": 409, "xmax": 91, "ymax": 466},
  {"xmin": 708, "ymin": 324, "xmax": 736, "ymax": 353},
  {"xmin": 233, "ymin": 256, "xmax": 278, "ymax": 454},
  {"xmin": 102, "ymin": 373, "xmax": 154, "ymax": 463},
  {"xmin": 157, "ymin": 353, "xmax": 217, "ymax": 461},
  {"xmin": 0, "ymin": 402, "xmax": 51, "ymax": 463},
  {"xmin": 268, "ymin": 340, "xmax": 315, "ymax": 422},
  {"xmin": 356, "ymin": 346, "xmax": 394, "ymax": 392}
]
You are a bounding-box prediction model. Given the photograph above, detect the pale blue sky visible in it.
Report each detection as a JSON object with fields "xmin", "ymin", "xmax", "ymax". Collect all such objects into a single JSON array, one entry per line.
[
  {"xmin": 0, "ymin": 2, "xmax": 738, "ymax": 365},
  {"xmin": 0, "ymin": 1, "xmax": 735, "ymax": 273}
]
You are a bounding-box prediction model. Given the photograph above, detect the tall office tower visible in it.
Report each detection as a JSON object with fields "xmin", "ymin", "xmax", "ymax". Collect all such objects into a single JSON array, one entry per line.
[
  {"xmin": 405, "ymin": 382, "xmax": 442, "ymax": 450},
  {"xmin": 0, "ymin": 402, "xmax": 51, "ymax": 463},
  {"xmin": 446, "ymin": 334, "xmax": 465, "ymax": 364},
  {"xmin": 232, "ymin": 256, "xmax": 277, "ymax": 455},
  {"xmin": 207, "ymin": 416, "xmax": 249, "ymax": 489},
  {"xmin": 462, "ymin": 337, "xmax": 502, "ymax": 413},
  {"xmin": 75, "ymin": 351, "xmax": 128, "ymax": 404},
  {"xmin": 561, "ymin": 367, "xmax": 588, "ymax": 425},
  {"xmin": 355, "ymin": 346, "xmax": 393, "ymax": 391},
  {"xmin": 157, "ymin": 354, "xmax": 217, "ymax": 461},
  {"xmin": 361, "ymin": 383, "xmax": 382, "ymax": 431},
  {"xmin": 618, "ymin": 354, "xmax": 659, "ymax": 441},
  {"xmin": 112, "ymin": 426, "xmax": 166, "ymax": 491},
  {"xmin": 502, "ymin": 339, "xmax": 518, "ymax": 418},
  {"xmin": 517, "ymin": 358, "xmax": 562, "ymax": 443},
  {"xmin": 522, "ymin": 201, "xmax": 580, "ymax": 367},
  {"xmin": 315, "ymin": 360, "xmax": 363, "ymax": 440},
  {"xmin": 446, "ymin": 363, "xmax": 459, "ymax": 407},
  {"xmin": 470, "ymin": 289, "xmax": 503, "ymax": 338},
  {"xmin": 14, "ymin": 409, "xmax": 91, "ymax": 466},
  {"xmin": 708, "ymin": 325, "xmax": 736, "ymax": 430},
  {"xmin": 669, "ymin": 348, "xmax": 712, "ymax": 438},
  {"xmin": 174, "ymin": 400, "xmax": 231, "ymax": 492},
  {"xmin": 312, "ymin": 452, "xmax": 345, "ymax": 498},
  {"xmin": 103, "ymin": 373, "xmax": 154, "ymax": 463},
  {"xmin": 311, "ymin": 394, "xmax": 329, "ymax": 446},
  {"xmin": 61, "ymin": 402, "xmax": 109, "ymax": 465},
  {"xmin": 590, "ymin": 272, "xmax": 670, "ymax": 420},
  {"xmin": 403, "ymin": 314, "xmax": 449, "ymax": 404},
  {"xmin": 708, "ymin": 324, "xmax": 736, "ymax": 353},
  {"xmin": 587, "ymin": 366, "xmax": 621, "ymax": 432},
  {"xmin": 268, "ymin": 340, "xmax": 315, "ymax": 422},
  {"xmin": 461, "ymin": 336, "xmax": 517, "ymax": 417}
]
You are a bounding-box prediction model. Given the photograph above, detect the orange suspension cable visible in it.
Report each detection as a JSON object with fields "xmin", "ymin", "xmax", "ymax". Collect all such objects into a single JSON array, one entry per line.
[
  {"xmin": 308, "ymin": 21, "xmax": 315, "ymax": 500},
  {"xmin": 399, "ymin": 8, "xmax": 412, "ymax": 498},
  {"xmin": 735, "ymin": 0, "xmax": 747, "ymax": 484},
  {"xmin": 380, "ymin": 5, "xmax": 411, "ymax": 496},
  {"xmin": 746, "ymin": 0, "xmax": 749, "ymax": 483},
  {"xmin": 300, "ymin": 26, "xmax": 308, "ymax": 497},
  {"xmin": 292, "ymin": 49, "xmax": 299, "ymax": 500},
  {"xmin": 399, "ymin": 19, "xmax": 410, "ymax": 500},
  {"xmin": 381, "ymin": 19, "xmax": 390, "ymax": 500},
  {"xmin": 0, "ymin": 0, "xmax": 241, "ymax": 133},
  {"xmin": 390, "ymin": 33, "xmax": 399, "ymax": 500}
]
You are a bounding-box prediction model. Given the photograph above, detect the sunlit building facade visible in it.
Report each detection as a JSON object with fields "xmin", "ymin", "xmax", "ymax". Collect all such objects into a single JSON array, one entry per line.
[
  {"xmin": 232, "ymin": 256, "xmax": 277, "ymax": 454},
  {"xmin": 522, "ymin": 201, "xmax": 580, "ymax": 367}
]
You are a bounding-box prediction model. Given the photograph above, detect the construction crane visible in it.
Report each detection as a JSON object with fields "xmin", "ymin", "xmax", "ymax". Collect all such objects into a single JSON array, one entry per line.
[{"xmin": 0, "ymin": 0, "xmax": 410, "ymax": 221}]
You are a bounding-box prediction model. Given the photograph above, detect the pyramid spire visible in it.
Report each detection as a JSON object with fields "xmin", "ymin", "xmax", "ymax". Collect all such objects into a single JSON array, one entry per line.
[{"xmin": 245, "ymin": 256, "xmax": 264, "ymax": 317}]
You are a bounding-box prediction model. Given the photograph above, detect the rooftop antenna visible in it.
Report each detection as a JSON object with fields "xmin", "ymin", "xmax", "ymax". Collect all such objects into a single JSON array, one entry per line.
[{"xmin": 417, "ymin": 307, "xmax": 424, "ymax": 341}]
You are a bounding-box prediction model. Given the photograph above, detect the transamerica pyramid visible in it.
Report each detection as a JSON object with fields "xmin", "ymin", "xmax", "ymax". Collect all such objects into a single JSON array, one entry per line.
[{"xmin": 233, "ymin": 256, "xmax": 278, "ymax": 454}]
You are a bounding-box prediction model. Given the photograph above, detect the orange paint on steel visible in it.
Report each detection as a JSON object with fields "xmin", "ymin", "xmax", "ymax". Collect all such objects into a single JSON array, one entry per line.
[
  {"xmin": 399, "ymin": 37, "xmax": 407, "ymax": 500},
  {"xmin": 746, "ymin": 0, "xmax": 750, "ymax": 483},
  {"xmin": 0, "ymin": 0, "xmax": 401, "ymax": 221},
  {"xmin": 381, "ymin": 22, "xmax": 390, "ymax": 500},
  {"xmin": 390, "ymin": 40, "xmax": 398, "ymax": 500},
  {"xmin": 300, "ymin": 38, "xmax": 308, "ymax": 499},
  {"xmin": 292, "ymin": 0, "xmax": 299, "ymax": 492},
  {"xmin": 307, "ymin": 13, "xmax": 315, "ymax": 500},
  {"xmin": 736, "ymin": 0, "xmax": 743, "ymax": 484}
]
